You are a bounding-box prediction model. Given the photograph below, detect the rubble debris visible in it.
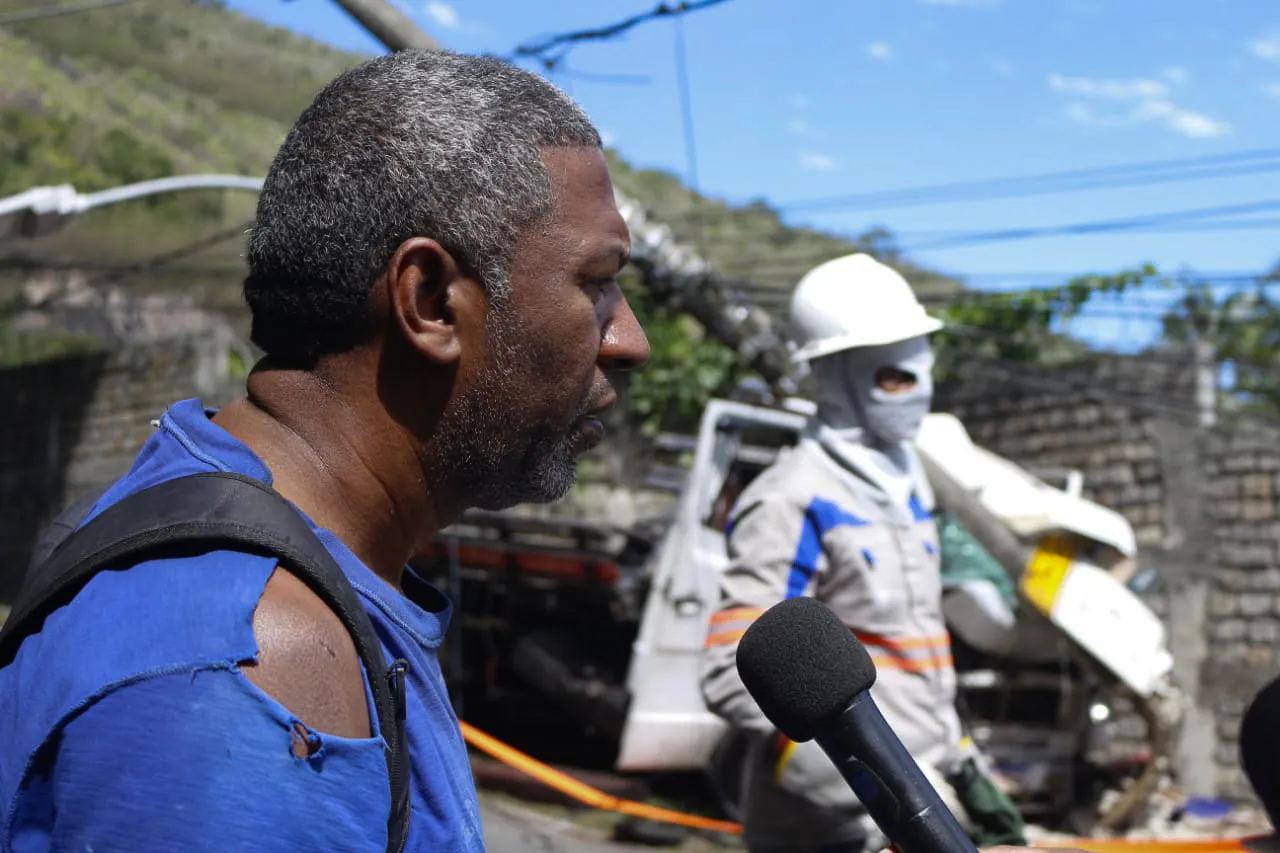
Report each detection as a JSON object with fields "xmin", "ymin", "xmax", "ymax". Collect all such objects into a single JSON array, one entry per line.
[{"xmin": 1115, "ymin": 783, "xmax": 1271, "ymax": 841}]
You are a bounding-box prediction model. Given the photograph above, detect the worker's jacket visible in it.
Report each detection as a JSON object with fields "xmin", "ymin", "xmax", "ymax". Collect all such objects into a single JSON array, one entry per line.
[{"xmin": 699, "ymin": 438, "xmax": 972, "ymax": 849}]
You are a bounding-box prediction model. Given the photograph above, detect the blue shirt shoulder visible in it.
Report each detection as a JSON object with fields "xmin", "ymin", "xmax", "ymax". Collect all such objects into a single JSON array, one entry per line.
[{"xmin": 0, "ymin": 399, "xmax": 484, "ymax": 852}]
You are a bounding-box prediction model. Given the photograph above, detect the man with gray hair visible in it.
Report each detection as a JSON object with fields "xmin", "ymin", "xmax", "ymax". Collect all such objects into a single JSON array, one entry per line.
[{"xmin": 0, "ymin": 49, "xmax": 648, "ymax": 852}]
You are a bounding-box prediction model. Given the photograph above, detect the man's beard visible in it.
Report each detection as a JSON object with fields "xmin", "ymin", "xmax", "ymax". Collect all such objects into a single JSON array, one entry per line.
[{"xmin": 432, "ymin": 314, "xmax": 587, "ymax": 511}]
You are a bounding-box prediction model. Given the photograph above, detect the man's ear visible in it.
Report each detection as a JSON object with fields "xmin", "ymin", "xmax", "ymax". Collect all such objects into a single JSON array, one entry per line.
[{"xmin": 385, "ymin": 236, "xmax": 468, "ymax": 365}]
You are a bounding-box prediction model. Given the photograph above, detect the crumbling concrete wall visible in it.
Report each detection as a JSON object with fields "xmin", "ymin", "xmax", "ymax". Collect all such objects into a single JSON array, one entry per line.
[
  {"xmin": 0, "ymin": 338, "xmax": 239, "ymax": 603},
  {"xmin": 937, "ymin": 352, "xmax": 1280, "ymax": 799}
]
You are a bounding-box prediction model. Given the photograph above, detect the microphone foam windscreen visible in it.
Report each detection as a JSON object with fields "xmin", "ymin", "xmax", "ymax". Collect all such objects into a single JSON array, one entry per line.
[{"xmin": 735, "ymin": 596, "xmax": 877, "ymax": 743}]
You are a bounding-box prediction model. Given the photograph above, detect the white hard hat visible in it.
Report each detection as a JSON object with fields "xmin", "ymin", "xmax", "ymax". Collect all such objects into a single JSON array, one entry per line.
[{"xmin": 787, "ymin": 253, "xmax": 944, "ymax": 364}]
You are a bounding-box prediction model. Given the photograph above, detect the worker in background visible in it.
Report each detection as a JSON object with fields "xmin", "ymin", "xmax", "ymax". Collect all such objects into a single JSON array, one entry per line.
[{"xmin": 699, "ymin": 253, "xmax": 1027, "ymax": 853}]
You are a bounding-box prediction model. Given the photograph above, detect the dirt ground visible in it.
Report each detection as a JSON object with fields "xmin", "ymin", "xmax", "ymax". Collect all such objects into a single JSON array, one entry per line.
[{"xmin": 479, "ymin": 789, "xmax": 743, "ymax": 853}]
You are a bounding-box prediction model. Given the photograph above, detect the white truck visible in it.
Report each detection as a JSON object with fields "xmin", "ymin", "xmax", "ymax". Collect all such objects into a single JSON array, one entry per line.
[
  {"xmin": 609, "ymin": 394, "xmax": 1177, "ymax": 824},
  {"xmin": 420, "ymin": 393, "xmax": 1181, "ymax": 833}
]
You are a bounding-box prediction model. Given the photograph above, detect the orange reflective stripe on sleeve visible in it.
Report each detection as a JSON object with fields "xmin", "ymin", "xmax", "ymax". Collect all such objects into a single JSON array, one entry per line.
[
  {"xmin": 703, "ymin": 607, "xmax": 765, "ymax": 649},
  {"xmin": 856, "ymin": 631, "xmax": 954, "ymax": 673},
  {"xmin": 709, "ymin": 607, "xmax": 765, "ymax": 626},
  {"xmin": 869, "ymin": 651, "xmax": 956, "ymax": 673},
  {"xmin": 704, "ymin": 628, "xmax": 748, "ymax": 648}
]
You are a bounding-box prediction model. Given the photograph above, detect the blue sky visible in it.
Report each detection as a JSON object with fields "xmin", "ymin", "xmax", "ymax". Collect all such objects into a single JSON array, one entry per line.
[{"xmin": 224, "ymin": 0, "xmax": 1280, "ymax": 347}]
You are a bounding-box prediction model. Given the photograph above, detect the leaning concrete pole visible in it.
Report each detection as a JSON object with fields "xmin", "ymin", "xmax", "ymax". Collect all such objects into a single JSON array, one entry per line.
[{"xmin": 329, "ymin": 0, "xmax": 440, "ymax": 51}]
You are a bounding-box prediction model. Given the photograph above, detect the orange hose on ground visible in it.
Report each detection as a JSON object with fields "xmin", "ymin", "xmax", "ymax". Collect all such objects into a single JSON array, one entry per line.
[
  {"xmin": 459, "ymin": 722, "xmax": 1264, "ymax": 851},
  {"xmin": 458, "ymin": 720, "xmax": 743, "ymax": 836},
  {"xmin": 1036, "ymin": 839, "xmax": 1262, "ymax": 853}
]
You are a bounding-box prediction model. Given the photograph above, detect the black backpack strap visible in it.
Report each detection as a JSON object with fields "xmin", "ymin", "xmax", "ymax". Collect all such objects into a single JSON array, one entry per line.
[
  {"xmin": 0, "ymin": 471, "xmax": 410, "ymax": 853},
  {"xmin": 24, "ymin": 483, "xmax": 111, "ymax": 576}
]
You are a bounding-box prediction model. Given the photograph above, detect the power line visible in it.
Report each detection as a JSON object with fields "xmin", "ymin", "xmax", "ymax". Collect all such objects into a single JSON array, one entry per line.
[
  {"xmin": 895, "ymin": 218, "xmax": 1280, "ymax": 242},
  {"xmin": 683, "ymin": 217, "xmax": 1280, "ymax": 269},
  {"xmin": 547, "ymin": 65, "xmax": 652, "ymax": 86},
  {"xmin": 735, "ymin": 274, "xmax": 1279, "ymax": 316},
  {"xmin": 92, "ymin": 223, "xmax": 250, "ymax": 286},
  {"xmin": 944, "ymin": 269, "xmax": 1262, "ymax": 283},
  {"xmin": 775, "ymin": 147, "xmax": 1280, "ymax": 214},
  {"xmin": 746, "ymin": 273, "xmax": 1272, "ymax": 296},
  {"xmin": 710, "ymin": 246, "xmax": 1274, "ymax": 281},
  {"xmin": 671, "ymin": 11, "xmax": 703, "ymax": 249},
  {"xmin": 507, "ymin": 0, "xmax": 732, "ymax": 68},
  {"xmin": 898, "ymin": 199, "xmax": 1280, "ymax": 252},
  {"xmin": 0, "ymin": 0, "xmax": 142, "ymax": 25},
  {"xmin": 0, "ymin": 223, "xmax": 250, "ymax": 283}
]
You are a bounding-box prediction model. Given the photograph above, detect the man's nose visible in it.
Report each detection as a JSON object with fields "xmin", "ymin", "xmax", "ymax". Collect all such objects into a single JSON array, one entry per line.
[{"xmin": 599, "ymin": 295, "xmax": 651, "ymax": 372}]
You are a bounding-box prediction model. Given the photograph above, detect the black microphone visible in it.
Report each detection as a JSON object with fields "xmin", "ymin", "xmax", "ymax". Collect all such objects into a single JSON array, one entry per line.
[
  {"xmin": 736, "ymin": 596, "xmax": 977, "ymax": 853},
  {"xmin": 1241, "ymin": 674, "xmax": 1280, "ymax": 829}
]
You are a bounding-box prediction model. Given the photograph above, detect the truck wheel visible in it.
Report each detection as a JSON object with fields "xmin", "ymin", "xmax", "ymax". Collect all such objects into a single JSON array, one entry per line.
[{"xmin": 705, "ymin": 730, "xmax": 747, "ymax": 823}]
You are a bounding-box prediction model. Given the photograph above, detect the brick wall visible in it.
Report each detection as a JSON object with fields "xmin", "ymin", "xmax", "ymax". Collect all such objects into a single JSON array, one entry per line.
[
  {"xmin": 937, "ymin": 350, "xmax": 1280, "ymax": 799},
  {"xmin": 1196, "ymin": 430, "xmax": 1280, "ymax": 797},
  {"xmin": 0, "ymin": 337, "xmax": 668, "ymax": 604},
  {"xmin": 0, "ymin": 338, "xmax": 238, "ymax": 602}
]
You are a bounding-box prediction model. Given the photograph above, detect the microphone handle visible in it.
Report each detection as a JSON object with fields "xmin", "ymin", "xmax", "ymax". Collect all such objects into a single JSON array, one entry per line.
[{"xmin": 814, "ymin": 692, "xmax": 978, "ymax": 853}]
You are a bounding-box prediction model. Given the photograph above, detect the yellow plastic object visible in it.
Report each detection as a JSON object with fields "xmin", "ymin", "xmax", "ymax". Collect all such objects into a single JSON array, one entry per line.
[{"xmin": 1022, "ymin": 533, "xmax": 1076, "ymax": 615}]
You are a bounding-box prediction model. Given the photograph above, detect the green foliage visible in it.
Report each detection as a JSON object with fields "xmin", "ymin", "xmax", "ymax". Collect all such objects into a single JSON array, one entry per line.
[
  {"xmin": 933, "ymin": 263, "xmax": 1160, "ymax": 380},
  {"xmin": 0, "ymin": 0, "xmax": 362, "ymax": 272},
  {"xmin": 1162, "ymin": 274, "xmax": 1280, "ymax": 414},
  {"xmin": 0, "ymin": 108, "xmax": 223, "ymax": 221},
  {"xmin": 623, "ymin": 275, "xmax": 747, "ymax": 436},
  {"xmin": 226, "ymin": 345, "xmax": 250, "ymax": 380},
  {"xmin": 0, "ymin": 0, "xmax": 360, "ymax": 126}
]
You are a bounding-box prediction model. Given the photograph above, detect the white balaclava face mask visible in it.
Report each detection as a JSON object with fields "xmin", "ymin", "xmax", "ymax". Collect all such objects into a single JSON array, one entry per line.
[
  {"xmin": 811, "ymin": 335, "xmax": 936, "ymax": 447},
  {"xmin": 805, "ymin": 335, "xmax": 935, "ymax": 507}
]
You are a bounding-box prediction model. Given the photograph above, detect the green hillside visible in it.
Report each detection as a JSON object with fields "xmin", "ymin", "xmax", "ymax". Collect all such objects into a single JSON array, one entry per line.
[
  {"xmin": 0, "ymin": 0, "xmax": 963, "ymax": 363},
  {"xmin": 0, "ymin": 0, "xmax": 361, "ymax": 289}
]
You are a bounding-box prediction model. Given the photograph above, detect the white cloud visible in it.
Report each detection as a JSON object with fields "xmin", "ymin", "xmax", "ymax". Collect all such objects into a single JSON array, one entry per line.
[
  {"xmin": 798, "ymin": 151, "xmax": 838, "ymax": 172},
  {"xmin": 599, "ymin": 129, "xmax": 617, "ymax": 147},
  {"xmin": 424, "ymin": 1, "xmax": 460, "ymax": 29},
  {"xmin": 791, "ymin": 94, "xmax": 810, "ymax": 111},
  {"xmin": 787, "ymin": 118, "xmax": 808, "ymax": 135},
  {"xmin": 1048, "ymin": 70, "xmax": 1231, "ymax": 139},
  {"xmin": 1264, "ymin": 82, "xmax": 1280, "ymax": 99},
  {"xmin": 990, "ymin": 58, "xmax": 1015, "ymax": 76},
  {"xmin": 867, "ymin": 41, "xmax": 893, "ymax": 61},
  {"xmin": 422, "ymin": 0, "xmax": 483, "ymax": 32},
  {"xmin": 1048, "ymin": 72, "xmax": 1168, "ymax": 100},
  {"xmin": 1249, "ymin": 33, "xmax": 1280, "ymax": 62},
  {"xmin": 1065, "ymin": 102, "xmax": 1107, "ymax": 126},
  {"xmin": 1134, "ymin": 100, "xmax": 1231, "ymax": 138}
]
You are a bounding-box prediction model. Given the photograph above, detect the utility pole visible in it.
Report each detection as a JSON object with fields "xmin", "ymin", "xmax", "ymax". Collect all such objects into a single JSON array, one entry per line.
[
  {"xmin": 1193, "ymin": 338, "xmax": 1217, "ymax": 428},
  {"xmin": 329, "ymin": 0, "xmax": 440, "ymax": 52}
]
